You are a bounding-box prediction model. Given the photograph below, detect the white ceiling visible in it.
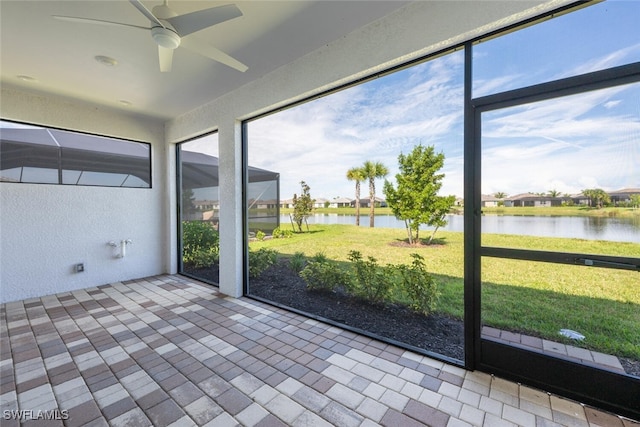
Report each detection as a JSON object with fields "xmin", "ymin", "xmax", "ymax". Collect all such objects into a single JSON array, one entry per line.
[{"xmin": 0, "ymin": 1, "xmax": 410, "ymax": 121}]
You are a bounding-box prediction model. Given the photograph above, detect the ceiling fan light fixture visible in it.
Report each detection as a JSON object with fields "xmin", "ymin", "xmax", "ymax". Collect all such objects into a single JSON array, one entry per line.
[
  {"xmin": 94, "ymin": 55, "xmax": 118, "ymax": 67},
  {"xmin": 17, "ymin": 75, "xmax": 37, "ymax": 82},
  {"xmin": 151, "ymin": 27, "xmax": 181, "ymax": 49}
]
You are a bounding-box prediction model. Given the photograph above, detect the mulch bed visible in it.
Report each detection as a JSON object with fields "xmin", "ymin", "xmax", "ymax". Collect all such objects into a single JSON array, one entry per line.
[{"xmin": 248, "ymin": 259, "xmax": 464, "ymax": 361}]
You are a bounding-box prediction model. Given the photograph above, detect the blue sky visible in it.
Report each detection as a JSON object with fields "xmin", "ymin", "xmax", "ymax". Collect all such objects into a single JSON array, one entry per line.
[{"xmin": 246, "ymin": 1, "xmax": 639, "ymax": 201}]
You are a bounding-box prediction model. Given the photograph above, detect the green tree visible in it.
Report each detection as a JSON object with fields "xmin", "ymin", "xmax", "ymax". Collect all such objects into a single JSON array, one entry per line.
[
  {"xmin": 494, "ymin": 192, "xmax": 507, "ymax": 199},
  {"xmin": 631, "ymin": 194, "xmax": 640, "ymax": 209},
  {"xmin": 181, "ymin": 188, "xmax": 197, "ymax": 218},
  {"xmin": 361, "ymin": 160, "xmax": 389, "ymax": 227},
  {"xmin": 547, "ymin": 189, "xmax": 561, "ymax": 197},
  {"xmin": 346, "ymin": 167, "xmax": 365, "ymax": 226},
  {"xmin": 383, "ymin": 145, "xmax": 455, "ymax": 244},
  {"xmin": 581, "ymin": 189, "xmax": 595, "ymax": 207},
  {"xmin": 292, "ymin": 181, "xmax": 314, "ymax": 232},
  {"xmin": 593, "ymin": 188, "xmax": 611, "ymax": 208},
  {"xmin": 582, "ymin": 188, "xmax": 610, "ymax": 208}
]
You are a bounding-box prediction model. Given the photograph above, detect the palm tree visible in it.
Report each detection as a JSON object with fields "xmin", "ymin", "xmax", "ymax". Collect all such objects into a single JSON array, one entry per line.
[
  {"xmin": 547, "ymin": 189, "xmax": 561, "ymax": 198},
  {"xmin": 581, "ymin": 189, "xmax": 596, "ymax": 207},
  {"xmin": 361, "ymin": 160, "xmax": 389, "ymax": 227},
  {"xmin": 494, "ymin": 192, "xmax": 507, "ymax": 199},
  {"xmin": 346, "ymin": 167, "xmax": 365, "ymax": 226}
]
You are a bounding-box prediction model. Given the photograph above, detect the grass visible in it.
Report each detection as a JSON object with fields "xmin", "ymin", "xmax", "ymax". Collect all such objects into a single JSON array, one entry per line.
[
  {"xmin": 249, "ymin": 224, "xmax": 640, "ymax": 360},
  {"xmin": 481, "ymin": 205, "xmax": 640, "ymax": 218},
  {"xmin": 280, "ymin": 205, "xmax": 640, "ymax": 218}
]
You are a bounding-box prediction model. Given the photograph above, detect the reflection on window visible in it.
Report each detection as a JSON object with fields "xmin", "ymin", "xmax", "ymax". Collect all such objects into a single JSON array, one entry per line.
[
  {"xmin": 473, "ymin": 1, "xmax": 640, "ymax": 97},
  {"xmin": 0, "ymin": 120, "xmax": 151, "ymax": 188}
]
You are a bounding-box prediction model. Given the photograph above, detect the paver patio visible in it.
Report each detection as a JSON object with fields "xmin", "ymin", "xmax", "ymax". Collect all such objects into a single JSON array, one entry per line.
[{"xmin": 1, "ymin": 275, "xmax": 637, "ymax": 426}]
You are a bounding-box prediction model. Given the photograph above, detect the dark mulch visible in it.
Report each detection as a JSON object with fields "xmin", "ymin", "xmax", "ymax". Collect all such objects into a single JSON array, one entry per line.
[
  {"xmin": 184, "ymin": 259, "xmax": 640, "ymax": 376},
  {"xmin": 183, "ymin": 264, "xmax": 220, "ymax": 284},
  {"xmin": 248, "ymin": 259, "xmax": 465, "ymax": 361}
]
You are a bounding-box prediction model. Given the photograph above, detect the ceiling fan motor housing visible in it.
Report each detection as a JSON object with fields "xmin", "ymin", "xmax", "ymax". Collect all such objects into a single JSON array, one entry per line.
[{"xmin": 151, "ymin": 25, "xmax": 180, "ymax": 49}]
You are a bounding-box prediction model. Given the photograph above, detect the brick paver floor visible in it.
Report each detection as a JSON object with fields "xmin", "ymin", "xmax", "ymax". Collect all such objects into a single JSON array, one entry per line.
[{"xmin": 1, "ymin": 275, "xmax": 638, "ymax": 426}]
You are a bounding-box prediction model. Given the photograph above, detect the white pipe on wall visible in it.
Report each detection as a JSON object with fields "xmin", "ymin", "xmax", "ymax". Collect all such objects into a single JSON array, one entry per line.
[{"xmin": 108, "ymin": 239, "xmax": 133, "ymax": 258}]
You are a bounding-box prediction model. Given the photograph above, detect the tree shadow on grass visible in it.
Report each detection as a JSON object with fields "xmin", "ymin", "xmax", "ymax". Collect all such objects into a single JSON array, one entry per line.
[
  {"xmin": 389, "ymin": 236, "xmax": 449, "ymax": 247},
  {"xmin": 293, "ymin": 229, "xmax": 324, "ymax": 235}
]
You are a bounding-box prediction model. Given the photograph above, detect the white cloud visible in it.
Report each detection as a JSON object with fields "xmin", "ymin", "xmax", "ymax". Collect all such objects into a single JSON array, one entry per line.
[
  {"xmin": 565, "ymin": 43, "xmax": 640, "ymax": 78},
  {"xmin": 604, "ymin": 100, "xmax": 621, "ymax": 109},
  {"xmin": 247, "ymin": 44, "xmax": 639, "ymax": 201},
  {"xmin": 249, "ymin": 52, "xmax": 466, "ymax": 199}
]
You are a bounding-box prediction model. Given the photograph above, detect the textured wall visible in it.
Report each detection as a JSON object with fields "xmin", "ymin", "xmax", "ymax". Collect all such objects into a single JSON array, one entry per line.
[
  {"xmin": 0, "ymin": 91, "xmax": 166, "ymax": 303},
  {"xmin": 0, "ymin": 184, "xmax": 163, "ymax": 302}
]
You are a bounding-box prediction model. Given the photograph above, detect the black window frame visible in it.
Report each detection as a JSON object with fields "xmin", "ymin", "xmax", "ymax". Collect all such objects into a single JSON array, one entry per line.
[{"xmin": 175, "ymin": 131, "xmax": 221, "ymax": 287}]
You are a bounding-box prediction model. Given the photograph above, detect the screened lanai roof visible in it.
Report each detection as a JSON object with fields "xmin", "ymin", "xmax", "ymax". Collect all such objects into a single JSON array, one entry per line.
[
  {"xmin": 0, "ymin": 126, "xmax": 150, "ymax": 185},
  {"xmin": 1, "ymin": 127, "xmax": 278, "ymax": 189},
  {"xmin": 180, "ymin": 150, "xmax": 278, "ymax": 189}
]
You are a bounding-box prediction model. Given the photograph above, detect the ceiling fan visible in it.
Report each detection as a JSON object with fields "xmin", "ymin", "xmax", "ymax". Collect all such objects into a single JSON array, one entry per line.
[{"xmin": 53, "ymin": 0, "xmax": 248, "ymax": 73}]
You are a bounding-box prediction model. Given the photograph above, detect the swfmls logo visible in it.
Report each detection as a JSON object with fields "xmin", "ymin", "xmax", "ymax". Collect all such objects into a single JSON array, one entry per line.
[{"xmin": 3, "ymin": 409, "xmax": 69, "ymax": 421}]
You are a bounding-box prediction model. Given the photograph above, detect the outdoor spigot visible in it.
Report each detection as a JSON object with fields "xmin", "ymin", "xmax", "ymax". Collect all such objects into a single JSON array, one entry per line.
[
  {"xmin": 107, "ymin": 240, "xmax": 132, "ymax": 258},
  {"xmin": 120, "ymin": 239, "xmax": 133, "ymax": 258}
]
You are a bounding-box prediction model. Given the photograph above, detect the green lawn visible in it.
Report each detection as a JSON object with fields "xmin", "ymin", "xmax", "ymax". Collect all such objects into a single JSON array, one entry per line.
[
  {"xmin": 282, "ymin": 205, "xmax": 640, "ymax": 218},
  {"xmin": 249, "ymin": 224, "xmax": 640, "ymax": 360},
  {"xmin": 480, "ymin": 205, "xmax": 640, "ymax": 217}
]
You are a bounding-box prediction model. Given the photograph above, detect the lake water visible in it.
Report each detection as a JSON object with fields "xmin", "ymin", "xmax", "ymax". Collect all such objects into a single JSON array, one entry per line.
[{"xmin": 280, "ymin": 214, "xmax": 640, "ymax": 243}]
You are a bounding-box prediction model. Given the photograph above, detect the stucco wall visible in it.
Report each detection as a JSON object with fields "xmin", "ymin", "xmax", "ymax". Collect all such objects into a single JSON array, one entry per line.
[{"xmin": 0, "ymin": 90, "xmax": 166, "ymax": 303}]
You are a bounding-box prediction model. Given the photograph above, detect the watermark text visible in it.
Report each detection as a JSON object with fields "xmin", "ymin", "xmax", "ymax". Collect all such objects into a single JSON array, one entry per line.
[{"xmin": 3, "ymin": 409, "xmax": 69, "ymax": 421}]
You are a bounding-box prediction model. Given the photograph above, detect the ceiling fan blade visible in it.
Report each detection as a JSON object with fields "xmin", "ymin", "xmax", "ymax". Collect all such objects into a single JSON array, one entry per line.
[
  {"xmin": 166, "ymin": 4, "xmax": 242, "ymax": 37},
  {"xmin": 52, "ymin": 15, "xmax": 149, "ymax": 31},
  {"xmin": 158, "ymin": 46, "xmax": 173, "ymax": 72},
  {"xmin": 181, "ymin": 37, "xmax": 248, "ymax": 72},
  {"xmin": 129, "ymin": 0, "xmax": 165, "ymax": 28}
]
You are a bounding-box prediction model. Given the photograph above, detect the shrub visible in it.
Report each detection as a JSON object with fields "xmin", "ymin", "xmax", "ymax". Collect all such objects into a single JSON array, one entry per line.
[
  {"xmin": 395, "ymin": 253, "xmax": 438, "ymax": 315},
  {"xmin": 310, "ymin": 252, "xmax": 328, "ymax": 263},
  {"xmin": 182, "ymin": 221, "xmax": 219, "ymax": 267},
  {"xmin": 256, "ymin": 230, "xmax": 266, "ymax": 241},
  {"xmin": 289, "ymin": 252, "xmax": 306, "ymax": 273},
  {"xmin": 249, "ymin": 248, "xmax": 278, "ymax": 278},
  {"xmin": 347, "ymin": 250, "xmax": 393, "ymax": 304},
  {"xmin": 300, "ymin": 260, "xmax": 351, "ymax": 292},
  {"xmin": 187, "ymin": 247, "xmax": 220, "ymax": 268},
  {"xmin": 272, "ymin": 227, "xmax": 293, "ymax": 239}
]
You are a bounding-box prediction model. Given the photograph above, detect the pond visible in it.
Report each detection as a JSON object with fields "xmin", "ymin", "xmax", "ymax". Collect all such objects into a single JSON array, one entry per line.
[{"xmin": 280, "ymin": 213, "xmax": 640, "ymax": 243}]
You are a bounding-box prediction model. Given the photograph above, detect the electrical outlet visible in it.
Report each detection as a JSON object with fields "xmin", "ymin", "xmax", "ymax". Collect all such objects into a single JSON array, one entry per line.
[{"xmin": 75, "ymin": 263, "xmax": 85, "ymax": 273}]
